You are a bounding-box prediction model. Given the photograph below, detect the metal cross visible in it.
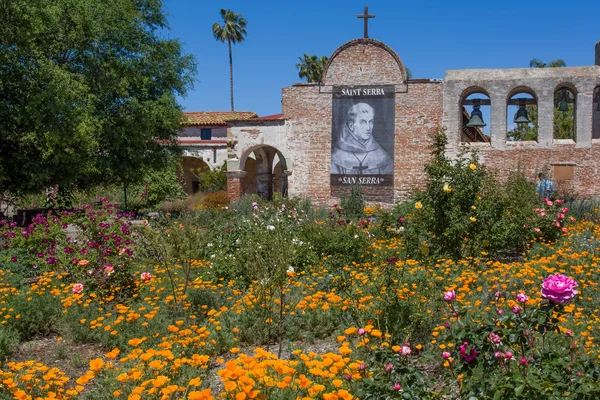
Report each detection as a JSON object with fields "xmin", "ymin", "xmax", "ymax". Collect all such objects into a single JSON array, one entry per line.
[
  {"xmin": 352, "ymin": 164, "xmax": 369, "ymax": 174},
  {"xmin": 357, "ymin": 6, "xmax": 375, "ymax": 38}
]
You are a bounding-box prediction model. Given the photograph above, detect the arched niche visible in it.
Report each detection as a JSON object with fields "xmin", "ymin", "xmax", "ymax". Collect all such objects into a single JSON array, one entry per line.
[
  {"xmin": 593, "ymin": 86, "xmax": 600, "ymax": 140},
  {"xmin": 506, "ymin": 87, "xmax": 538, "ymax": 142},
  {"xmin": 553, "ymin": 84, "xmax": 576, "ymax": 140},
  {"xmin": 460, "ymin": 87, "xmax": 491, "ymax": 143},
  {"xmin": 180, "ymin": 157, "xmax": 209, "ymax": 195},
  {"xmin": 240, "ymin": 145, "xmax": 288, "ymax": 200}
]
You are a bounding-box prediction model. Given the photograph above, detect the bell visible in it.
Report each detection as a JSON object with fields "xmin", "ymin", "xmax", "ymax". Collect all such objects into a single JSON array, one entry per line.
[
  {"xmin": 466, "ymin": 105, "xmax": 486, "ymax": 127},
  {"xmin": 558, "ymin": 100, "xmax": 569, "ymax": 112},
  {"xmin": 514, "ymin": 106, "xmax": 530, "ymax": 124}
]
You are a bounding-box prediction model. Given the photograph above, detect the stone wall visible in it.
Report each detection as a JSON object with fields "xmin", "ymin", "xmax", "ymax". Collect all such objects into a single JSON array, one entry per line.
[{"xmin": 443, "ymin": 65, "xmax": 600, "ymax": 198}]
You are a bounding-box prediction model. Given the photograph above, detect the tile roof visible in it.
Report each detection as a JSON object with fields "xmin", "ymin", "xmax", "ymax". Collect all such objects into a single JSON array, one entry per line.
[
  {"xmin": 183, "ymin": 111, "xmax": 258, "ymax": 126},
  {"xmin": 252, "ymin": 113, "xmax": 284, "ymax": 121}
]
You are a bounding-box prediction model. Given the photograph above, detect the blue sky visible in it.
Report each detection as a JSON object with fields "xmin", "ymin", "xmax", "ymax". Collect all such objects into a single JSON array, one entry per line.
[{"xmin": 164, "ymin": 0, "xmax": 599, "ymax": 117}]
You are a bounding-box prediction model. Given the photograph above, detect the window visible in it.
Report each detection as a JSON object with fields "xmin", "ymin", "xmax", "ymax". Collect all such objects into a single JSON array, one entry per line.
[{"xmin": 201, "ymin": 128, "xmax": 212, "ymax": 140}]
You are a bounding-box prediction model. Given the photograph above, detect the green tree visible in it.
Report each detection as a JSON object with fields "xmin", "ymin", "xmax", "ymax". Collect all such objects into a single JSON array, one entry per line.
[
  {"xmin": 296, "ymin": 54, "xmax": 328, "ymax": 83},
  {"xmin": 529, "ymin": 58, "xmax": 567, "ymax": 68},
  {"xmin": 0, "ymin": 0, "xmax": 196, "ymax": 198},
  {"xmin": 212, "ymin": 9, "xmax": 247, "ymax": 111}
]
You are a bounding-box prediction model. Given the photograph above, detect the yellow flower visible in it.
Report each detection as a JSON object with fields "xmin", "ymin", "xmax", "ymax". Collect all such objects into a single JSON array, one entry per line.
[
  {"xmin": 443, "ymin": 183, "xmax": 451, "ymax": 193},
  {"xmin": 470, "ymin": 217, "xmax": 477, "ymax": 222},
  {"xmin": 415, "ymin": 202, "xmax": 423, "ymax": 209},
  {"xmin": 469, "ymin": 164, "xmax": 477, "ymax": 170}
]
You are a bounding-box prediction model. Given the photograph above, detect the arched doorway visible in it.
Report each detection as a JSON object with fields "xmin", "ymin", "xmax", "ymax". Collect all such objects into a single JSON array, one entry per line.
[
  {"xmin": 180, "ymin": 157, "xmax": 209, "ymax": 195},
  {"xmin": 240, "ymin": 145, "xmax": 288, "ymax": 200}
]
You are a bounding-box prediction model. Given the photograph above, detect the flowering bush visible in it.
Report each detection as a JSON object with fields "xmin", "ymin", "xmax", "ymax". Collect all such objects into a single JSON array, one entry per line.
[{"xmin": 437, "ymin": 275, "xmax": 600, "ymax": 398}]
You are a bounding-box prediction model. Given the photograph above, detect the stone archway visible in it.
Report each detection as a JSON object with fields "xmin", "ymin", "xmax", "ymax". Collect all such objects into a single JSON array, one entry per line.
[
  {"xmin": 180, "ymin": 157, "xmax": 209, "ymax": 195},
  {"xmin": 240, "ymin": 145, "xmax": 288, "ymax": 200}
]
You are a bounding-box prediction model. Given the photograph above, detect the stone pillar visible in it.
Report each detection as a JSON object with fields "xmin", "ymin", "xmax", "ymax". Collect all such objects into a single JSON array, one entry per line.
[
  {"xmin": 489, "ymin": 90, "xmax": 507, "ymax": 149},
  {"xmin": 256, "ymin": 173, "xmax": 273, "ymax": 200},
  {"xmin": 537, "ymin": 92, "xmax": 554, "ymax": 147},
  {"xmin": 225, "ymin": 170, "xmax": 246, "ymax": 203},
  {"xmin": 595, "ymin": 41, "xmax": 600, "ymax": 66},
  {"xmin": 576, "ymin": 90, "xmax": 593, "ymax": 147}
]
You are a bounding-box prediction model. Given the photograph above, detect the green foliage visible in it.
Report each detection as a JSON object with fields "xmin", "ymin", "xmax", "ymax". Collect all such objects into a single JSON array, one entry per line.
[
  {"xmin": 0, "ymin": 326, "xmax": 19, "ymax": 362},
  {"xmin": 340, "ymin": 186, "xmax": 366, "ymax": 222},
  {"xmin": 439, "ymin": 294, "xmax": 600, "ymax": 399},
  {"xmin": 406, "ymin": 129, "xmax": 541, "ymax": 260},
  {"xmin": 296, "ymin": 54, "xmax": 329, "ymax": 83},
  {"xmin": 507, "ymin": 104, "xmax": 538, "ymax": 142},
  {"xmin": 0, "ymin": 0, "xmax": 196, "ymax": 195},
  {"xmin": 194, "ymin": 162, "xmax": 227, "ymax": 193}
]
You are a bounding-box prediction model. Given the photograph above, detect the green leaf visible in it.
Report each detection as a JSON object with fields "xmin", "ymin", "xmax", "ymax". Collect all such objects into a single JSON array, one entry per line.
[{"xmin": 515, "ymin": 385, "xmax": 525, "ymax": 396}]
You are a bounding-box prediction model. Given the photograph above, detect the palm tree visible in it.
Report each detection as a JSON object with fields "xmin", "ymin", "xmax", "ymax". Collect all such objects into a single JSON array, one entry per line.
[
  {"xmin": 529, "ymin": 58, "xmax": 567, "ymax": 68},
  {"xmin": 212, "ymin": 9, "xmax": 247, "ymax": 111},
  {"xmin": 296, "ymin": 54, "xmax": 328, "ymax": 83}
]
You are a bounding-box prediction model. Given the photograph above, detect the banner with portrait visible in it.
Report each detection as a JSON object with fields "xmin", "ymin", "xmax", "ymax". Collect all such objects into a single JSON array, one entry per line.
[{"xmin": 330, "ymin": 85, "xmax": 395, "ymax": 186}]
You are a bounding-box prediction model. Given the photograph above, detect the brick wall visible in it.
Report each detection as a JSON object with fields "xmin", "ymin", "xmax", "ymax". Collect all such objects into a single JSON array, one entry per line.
[{"xmin": 281, "ymin": 39, "xmax": 442, "ymax": 204}]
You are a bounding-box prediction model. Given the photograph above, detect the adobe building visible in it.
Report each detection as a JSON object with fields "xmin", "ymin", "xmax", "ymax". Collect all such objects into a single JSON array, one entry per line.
[{"xmin": 190, "ymin": 23, "xmax": 600, "ymax": 204}]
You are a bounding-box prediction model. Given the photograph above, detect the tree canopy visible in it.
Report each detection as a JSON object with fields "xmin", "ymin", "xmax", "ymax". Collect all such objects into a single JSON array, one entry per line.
[
  {"xmin": 296, "ymin": 54, "xmax": 328, "ymax": 83},
  {"xmin": 0, "ymin": 0, "xmax": 196, "ymax": 195},
  {"xmin": 213, "ymin": 9, "xmax": 247, "ymax": 111}
]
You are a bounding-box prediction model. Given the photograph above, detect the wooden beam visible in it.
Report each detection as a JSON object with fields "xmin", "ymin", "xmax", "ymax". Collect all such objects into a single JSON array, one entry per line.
[{"xmin": 462, "ymin": 98, "xmax": 537, "ymax": 106}]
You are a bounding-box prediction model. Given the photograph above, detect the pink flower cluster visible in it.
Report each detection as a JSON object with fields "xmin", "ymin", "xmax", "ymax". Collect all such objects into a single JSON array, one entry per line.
[{"xmin": 541, "ymin": 273, "xmax": 578, "ymax": 304}]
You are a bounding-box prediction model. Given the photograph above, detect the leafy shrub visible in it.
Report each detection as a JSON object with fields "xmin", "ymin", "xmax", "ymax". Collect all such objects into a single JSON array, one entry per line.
[
  {"xmin": 201, "ymin": 190, "xmax": 229, "ymax": 209},
  {"xmin": 194, "ymin": 162, "xmax": 227, "ymax": 193},
  {"xmin": 405, "ymin": 129, "xmax": 541, "ymax": 260},
  {"xmin": 438, "ymin": 278, "xmax": 600, "ymax": 399},
  {"xmin": 0, "ymin": 326, "xmax": 19, "ymax": 362},
  {"xmin": 340, "ymin": 186, "xmax": 366, "ymax": 222}
]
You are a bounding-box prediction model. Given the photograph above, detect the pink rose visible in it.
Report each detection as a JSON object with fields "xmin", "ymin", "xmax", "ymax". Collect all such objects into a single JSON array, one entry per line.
[
  {"xmin": 358, "ymin": 328, "xmax": 366, "ymax": 336},
  {"xmin": 541, "ymin": 274, "xmax": 578, "ymax": 304},
  {"xmin": 443, "ymin": 290, "xmax": 456, "ymax": 302},
  {"xmin": 516, "ymin": 292, "xmax": 529, "ymax": 304},
  {"xmin": 393, "ymin": 383, "xmax": 401, "ymax": 391},
  {"xmin": 72, "ymin": 283, "xmax": 84, "ymax": 294},
  {"xmin": 141, "ymin": 272, "xmax": 153, "ymax": 281},
  {"xmin": 442, "ymin": 351, "xmax": 451, "ymax": 359},
  {"xmin": 504, "ymin": 351, "xmax": 513, "ymax": 359}
]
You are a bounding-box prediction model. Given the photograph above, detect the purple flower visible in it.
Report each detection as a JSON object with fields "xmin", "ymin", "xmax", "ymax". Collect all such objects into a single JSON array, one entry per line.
[
  {"xmin": 459, "ymin": 342, "xmax": 478, "ymax": 362},
  {"xmin": 541, "ymin": 274, "xmax": 578, "ymax": 304}
]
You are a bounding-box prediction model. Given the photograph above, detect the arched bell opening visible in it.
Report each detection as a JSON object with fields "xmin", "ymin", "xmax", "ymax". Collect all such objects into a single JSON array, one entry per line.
[
  {"xmin": 553, "ymin": 85, "xmax": 576, "ymax": 140},
  {"xmin": 506, "ymin": 88, "xmax": 538, "ymax": 142},
  {"xmin": 460, "ymin": 88, "xmax": 491, "ymax": 143},
  {"xmin": 593, "ymin": 86, "xmax": 600, "ymax": 140},
  {"xmin": 240, "ymin": 145, "xmax": 288, "ymax": 200},
  {"xmin": 179, "ymin": 157, "xmax": 210, "ymax": 195}
]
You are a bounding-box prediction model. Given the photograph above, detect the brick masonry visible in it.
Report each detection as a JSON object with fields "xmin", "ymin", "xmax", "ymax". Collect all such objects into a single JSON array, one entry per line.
[{"xmin": 226, "ymin": 38, "xmax": 600, "ymax": 204}]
